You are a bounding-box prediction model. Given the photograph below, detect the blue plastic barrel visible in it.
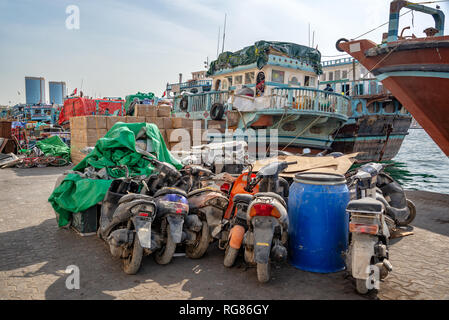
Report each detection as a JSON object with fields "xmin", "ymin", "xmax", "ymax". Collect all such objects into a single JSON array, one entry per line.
[{"xmin": 288, "ymin": 173, "xmax": 350, "ymax": 273}]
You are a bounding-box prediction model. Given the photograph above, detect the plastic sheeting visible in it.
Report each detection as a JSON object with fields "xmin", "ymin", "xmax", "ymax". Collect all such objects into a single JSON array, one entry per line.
[
  {"xmin": 48, "ymin": 122, "xmax": 182, "ymax": 227},
  {"xmin": 207, "ymin": 41, "xmax": 323, "ymax": 76},
  {"xmin": 36, "ymin": 136, "xmax": 70, "ymax": 161}
]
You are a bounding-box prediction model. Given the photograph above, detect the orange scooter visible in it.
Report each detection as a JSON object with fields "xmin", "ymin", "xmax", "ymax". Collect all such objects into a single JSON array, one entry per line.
[{"xmin": 219, "ymin": 163, "xmax": 259, "ymax": 267}]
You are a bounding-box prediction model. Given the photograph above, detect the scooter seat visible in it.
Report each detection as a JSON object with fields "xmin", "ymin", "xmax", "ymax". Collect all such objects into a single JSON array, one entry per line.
[
  {"xmin": 253, "ymin": 192, "xmax": 287, "ymax": 208},
  {"xmin": 118, "ymin": 193, "xmax": 154, "ymax": 204},
  {"xmin": 233, "ymin": 194, "xmax": 254, "ymax": 204},
  {"xmin": 347, "ymin": 198, "xmax": 383, "ymax": 213}
]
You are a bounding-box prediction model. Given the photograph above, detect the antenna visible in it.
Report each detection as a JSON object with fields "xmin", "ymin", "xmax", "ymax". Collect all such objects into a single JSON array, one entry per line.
[
  {"xmin": 222, "ymin": 13, "xmax": 227, "ymax": 53},
  {"xmin": 312, "ymin": 30, "xmax": 315, "ymax": 48},
  {"xmin": 308, "ymin": 23, "xmax": 310, "ymax": 47}
]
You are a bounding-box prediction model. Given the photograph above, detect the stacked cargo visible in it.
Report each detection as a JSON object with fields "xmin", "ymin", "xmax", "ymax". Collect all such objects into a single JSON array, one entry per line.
[{"xmin": 70, "ymin": 116, "xmax": 109, "ymax": 165}]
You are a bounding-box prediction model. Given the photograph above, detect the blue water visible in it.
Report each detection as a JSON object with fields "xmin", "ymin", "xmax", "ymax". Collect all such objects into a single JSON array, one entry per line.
[{"xmin": 387, "ymin": 129, "xmax": 449, "ymax": 195}]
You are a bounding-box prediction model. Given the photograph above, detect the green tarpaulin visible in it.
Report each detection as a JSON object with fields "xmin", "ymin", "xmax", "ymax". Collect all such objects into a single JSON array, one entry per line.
[
  {"xmin": 207, "ymin": 40, "xmax": 323, "ymax": 76},
  {"xmin": 48, "ymin": 122, "xmax": 182, "ymax": 227},
  {"xmin": 36, "ymin": 135, "xmax": 70, "ymax": 161}
]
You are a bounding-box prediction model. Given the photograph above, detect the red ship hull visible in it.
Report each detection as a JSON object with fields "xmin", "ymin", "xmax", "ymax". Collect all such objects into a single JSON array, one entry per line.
[{"xmin": 339, "ymin": 37, "xmax": 449, "ymax": 156}]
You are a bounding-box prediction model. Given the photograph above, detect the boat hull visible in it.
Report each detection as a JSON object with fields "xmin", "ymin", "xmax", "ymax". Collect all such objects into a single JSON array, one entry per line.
[
  {"xmin": 332, "ymin": 113, "xmax": 411, "ymax": 162},
  {"xmin": 339, "ymin": 37, "xmax": 449, "ymax": 156}
]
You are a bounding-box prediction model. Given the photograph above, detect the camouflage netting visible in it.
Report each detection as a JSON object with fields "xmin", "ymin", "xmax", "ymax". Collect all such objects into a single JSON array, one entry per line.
[{"xmin": 207, "ymin": 41, "xmax": 323, "ymax": 76}]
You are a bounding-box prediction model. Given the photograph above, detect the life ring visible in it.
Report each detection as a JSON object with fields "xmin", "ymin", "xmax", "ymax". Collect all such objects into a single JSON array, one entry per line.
[
  {"xmin": 335, "ymin": 38, "xmax": 349, "ymax": 52},
  {"xmin": 179, "ymin": 96, "xmax": 189, "ymax": 112},
  {"xmin": 210, "ymin": 103, "xmax": 225, "ymax": 120}
]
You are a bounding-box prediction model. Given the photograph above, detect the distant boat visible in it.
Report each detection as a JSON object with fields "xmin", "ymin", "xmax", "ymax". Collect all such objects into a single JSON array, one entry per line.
[
  {"xmin": 337, "ymin": 0, "xmax": 449, "ymax": 156},
  {"xmin": 166, "ymin": 41, "xmax": 350, "ymax": 156},
  {"xmin": 319, "ymin": 58, "xmax": 412, "ymax": 162}
]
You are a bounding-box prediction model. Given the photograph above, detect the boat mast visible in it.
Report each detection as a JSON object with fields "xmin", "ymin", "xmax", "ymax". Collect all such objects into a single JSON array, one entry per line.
[
  {"xmin": 217, "ymin": 27, "xmax": 221, "ymax": 58},
  {"xmin": 222, "ymin": 13, "xmax": 227, "ymax": 53}
]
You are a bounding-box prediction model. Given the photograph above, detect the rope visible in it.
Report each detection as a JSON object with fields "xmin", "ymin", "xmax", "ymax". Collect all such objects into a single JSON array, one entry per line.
[{"xmin": 281, "ymin": 116, "xmax": 323, "ymax": 151}]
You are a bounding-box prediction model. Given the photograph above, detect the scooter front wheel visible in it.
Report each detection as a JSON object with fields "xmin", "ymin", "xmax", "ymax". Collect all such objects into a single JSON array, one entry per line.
[
  {"xmin": 355, "ymin": 278, "xmax": 370, "ymax": 294},
  {"xmin": 154, "ymin": 225, "xmax": 177, "ymax": 265},
  {"xmin": 186, "ymin": 221, "xmax": 210, "ymax": 259},
  {"xmin": 123, "ymin": 233, "xmax": 144, "ymax": 275},
  {"xmin": 397, "ymin": 199, "xmax": 417, "ymax": 227},
  {"xmin": 223, "ymin": 246, "xmax": 239, "ymax": 268},
  {"xmin": 257, "ymin": 262, "xmax": 271, "ymax": 283}
]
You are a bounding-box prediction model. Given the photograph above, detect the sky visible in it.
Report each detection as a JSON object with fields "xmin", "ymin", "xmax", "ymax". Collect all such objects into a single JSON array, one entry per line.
[{"xmin": 0, "ymin": 0, "xmax": 448, "ymax": 105}]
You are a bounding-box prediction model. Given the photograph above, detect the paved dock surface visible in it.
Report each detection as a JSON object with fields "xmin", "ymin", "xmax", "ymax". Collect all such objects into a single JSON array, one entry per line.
[{"xmin": 0, "ymin": 167, "xmax": 448, "ymax": 300}]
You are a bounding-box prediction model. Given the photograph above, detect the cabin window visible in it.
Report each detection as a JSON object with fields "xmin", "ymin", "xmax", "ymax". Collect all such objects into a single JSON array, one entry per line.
[
  {"xmin": 244, "ymin": 72, "xmax": 255, "ymax": 84},
  {"xmin": 328, "ymin": 72, "xmax": 334, "ymax": 81},
  {"xmin": 342, "ymin": 70, "xmax": 348, "ymax": 79},
  {"xmin": 322, "ymin": 73, "xmax": 326, "ymax": 81},
  {"xmin": 354, "ymin": 83, "xmax": 364, "ymax": 95},
  {"xmin": 215, "ymin": 80, "xmax": 221, "ymax": 91},
  {"xmin": 222, "ymin": 80, "xmax": 228, "ymax": 90},
  {"xmin": 309, "ymin": 77, "xmax": 315, "ymax": 86},
  {"xmin": 256, "ymin": 72, "xmax": 265, "ymax": 97},
  {"xmin": 341, "ymin": 84, "xmax": 350, "ymax": 95},
  {"xmin": 271, "ymin": 70, "xmax": 285, "ymax": 84},
  {"xmin": 234, "ymin": 75, "xmax": 243, "ymax": 85},
  {"xmin": 304, "ymin": 76, "xmax": 310, "ymax": 86},
  {"xmin": 226, "ymin": 77, "xmax": 233, "ymax": 88},
  {"xmin": 335, "ymin": 70, "xmax": 341, "ymax": 80}
]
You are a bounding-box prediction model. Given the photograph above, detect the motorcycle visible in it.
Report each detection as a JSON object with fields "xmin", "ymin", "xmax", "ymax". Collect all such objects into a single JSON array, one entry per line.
[
  {"xmin": 241, "ymin": 160, "xmax": 295, "ymax": 283},
  {"xmin": 345, "ymin": 162, "xmax": 414, "ymax": 294}
]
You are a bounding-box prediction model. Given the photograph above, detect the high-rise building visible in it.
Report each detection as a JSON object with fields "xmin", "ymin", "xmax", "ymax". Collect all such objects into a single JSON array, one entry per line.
[
  {"xmin": 49, "ymin": 81, "xmax": 67, "ymax": 105},
  {"xmin": 25, "ymin": 77, "xmax": 45, "ymax": 105}
]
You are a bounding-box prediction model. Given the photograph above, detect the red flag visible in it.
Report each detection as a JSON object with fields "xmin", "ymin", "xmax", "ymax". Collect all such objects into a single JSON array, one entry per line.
[{"xmin": 71, "ymin": 88, "xmax": 78, "ymax": 96}]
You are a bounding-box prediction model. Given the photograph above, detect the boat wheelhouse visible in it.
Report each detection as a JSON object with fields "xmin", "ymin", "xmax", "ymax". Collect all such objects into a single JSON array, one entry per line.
[
  {"xmin": 171, "ymin": 41, "xmax": 350, "ymax": 154},
  {"xmin": 319, "ymin": 58, "xmax": 412, "ymax": 162}
]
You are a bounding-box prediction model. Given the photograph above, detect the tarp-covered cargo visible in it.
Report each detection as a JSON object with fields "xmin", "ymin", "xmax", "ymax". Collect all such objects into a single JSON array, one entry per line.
[
  {"xmin": 36, "ymin": 135, "xmax": 71, "ymax": 161},
  {"xmin": 59, "ymin": 97, "xmax": 125, "ymax": 125},
  {"xmin": 207, "ymin": 41, "xmax": 323, "ymax": 76},
  {"xmin": 48, "ymin": 122, "xmax": 182, "ymax": 227}
]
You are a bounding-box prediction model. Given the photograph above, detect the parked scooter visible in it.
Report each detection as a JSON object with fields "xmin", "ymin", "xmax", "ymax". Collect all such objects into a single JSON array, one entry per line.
[
  {"xmin": 99, "ymin": 166, "xmax": 158, "ymax": 274},
  {"xmin": 241, "ymin": 161, "xmax": 295, "ymax": 283},
  {"xmin": 220, "ymin": 163, "xmax": 259, "ymax": 268},
  {"xmin": 345, "ymin": 162, "xmax": 405, "ymax": 294}
]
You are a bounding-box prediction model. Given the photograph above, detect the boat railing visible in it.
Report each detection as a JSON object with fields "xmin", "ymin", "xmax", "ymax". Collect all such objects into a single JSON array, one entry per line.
[
  {"xmin": 167, "ymin": 80, "xmax": 212, "ymax": 91},
  {"xmin": 319, "ymin": 78, "xmax": 390, "ymax": 96},
  {"xmin": 270, "ymin": 87, "xmax": 350, "ymax": 117},
  {"xmin": 174, "ymin": 91, "xmax": 230, "ymax": 113}
]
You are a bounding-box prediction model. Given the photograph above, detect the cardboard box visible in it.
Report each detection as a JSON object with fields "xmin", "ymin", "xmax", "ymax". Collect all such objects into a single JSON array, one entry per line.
[
  {"xmin": 134, "ymin": 105, "xmax": 147, "ymax": 117},
  {"xmin": 106, "ymin": 116, "xmax": 122, "ymax": 130},
  {"xmin": 157, "ymin": 105, "xmax": 171, "ymax": 117},
  {"xmin": 166, "ymin": 128, "xmax": 190, "ymax": 143},
  {"xmin": 125, "ymin": 116, "xmax": 137, "ymax": 123},
  {"xmin": 145, "ymin": 117, "xmax": 164, "ymax": 128},
  {"xmin": 147, "ymin": 106, "xmax": 158, "ymax": 117},
  {"xmin": 163, "ymin": 117, "xmax": 173, "ymax": 129},
  {"xmin": 171, "ymin": 118, "xmax": 194, "ymax": 129}
]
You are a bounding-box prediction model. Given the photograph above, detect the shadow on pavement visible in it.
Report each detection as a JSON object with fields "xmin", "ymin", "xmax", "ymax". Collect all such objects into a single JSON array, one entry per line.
[{"xmin": 406, "ymin": 191, "xmax": 449, "ymax": 238}]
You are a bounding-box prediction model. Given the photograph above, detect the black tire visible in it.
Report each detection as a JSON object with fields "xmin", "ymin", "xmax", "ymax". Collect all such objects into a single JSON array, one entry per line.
[
  {"xmin": 210, "ymin": 103, "xmax": 225, "ymax": 120},
  {"xmin": 397, "ymin": 199, "xmax": 417, "ymax": 227},
  {"xmin": 336, "ymin": 38, "xmax": 349, "ymax": 52},
  {"xmin": 257, "ymin": 262, "xmax": 271, "ymax": 283},
  {"xmin": 123, "ymin": 233, "xmax": 144, "ymax": 275},
  {"xmin": 154, "ymin": 224, "xmax": 177, "ymax": 265},
  {"xmin": 179, "ymin": 97, "xmax": 189, "ymax": 112},
  {"xmin": 223, "ymin": 246, "xmax": 239, "ymax": 268},
  {"xmin": 356, "ymin": 278, "xmax": 370, "ymax": 295},
  {"xmin": 186, "ymin": 220, "xmax": 210, "ymax": 259}
]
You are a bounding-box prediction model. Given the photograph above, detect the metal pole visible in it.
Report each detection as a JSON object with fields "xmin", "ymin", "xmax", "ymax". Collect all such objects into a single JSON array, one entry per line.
[{"xmin": 222, "ymin": 13, "xmax": 227, "ymax": 53}]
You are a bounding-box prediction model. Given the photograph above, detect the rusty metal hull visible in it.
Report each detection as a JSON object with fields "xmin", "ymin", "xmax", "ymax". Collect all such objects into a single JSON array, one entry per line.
[
  {"xmin": 332, "ymin": 104, "xmax": 412, "ymax": 162},
  {"xmin": 339, "ymin": 37, "xmax": 449, "ymax": 156}
]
